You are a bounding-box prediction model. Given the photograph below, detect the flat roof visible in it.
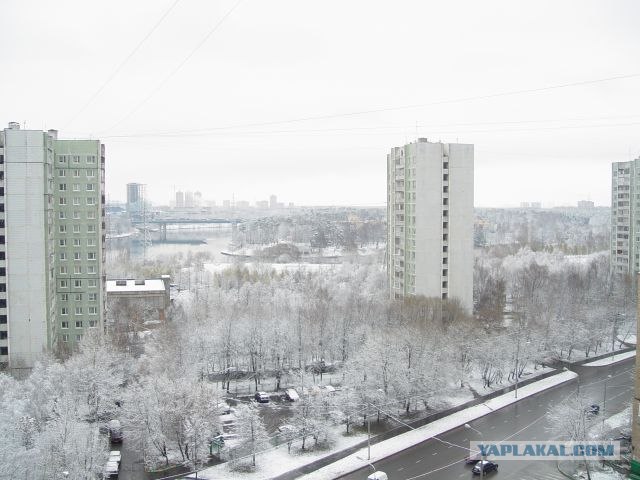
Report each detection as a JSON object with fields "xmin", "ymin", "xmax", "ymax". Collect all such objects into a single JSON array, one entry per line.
[{"xmin": 106, "ymin": 279, "xmax": 166, "ymax": 293}]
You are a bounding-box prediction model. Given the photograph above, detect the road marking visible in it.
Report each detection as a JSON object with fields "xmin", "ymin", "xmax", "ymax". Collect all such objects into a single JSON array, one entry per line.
[
  {"xmin": 490, "ymin": 425, "xmax": 496, "ymax": 429},
  {"xmin": 459, "ymin": 474, "xmax": 466, "ymax": 478},
  {"xmin": 432, "ymin": 452, "xmax": 438, "ymax": 455},
  {"xmin": 416, "ymin": 459, "xmax": 422, "ymax": 463},
  {"xmin": 504, "ymin": 419, "xmax": 508, "ymax": 423},
  {"xmin": 515, "ymin": 414, "xmax": 520, "ymax": 418},
  {"xmin": 398, "ymin": 467, "xmax": 404, "ymax": 471},
  {"xmin": 463, "ymin": 437, "xmax": 468, "ymax": 441},
  {"xmin": 527, "ymin": 409, "xmax": 532, "ymax": 412}
]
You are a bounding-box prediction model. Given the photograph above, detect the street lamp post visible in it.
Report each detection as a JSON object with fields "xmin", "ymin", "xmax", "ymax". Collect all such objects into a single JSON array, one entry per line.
[{"xmin": 465, "ymin": 423, "xmax": 485, "ymax": 480}]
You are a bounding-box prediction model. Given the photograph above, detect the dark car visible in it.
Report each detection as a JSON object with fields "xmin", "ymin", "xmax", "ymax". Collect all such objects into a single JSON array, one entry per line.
[
  {"xmin": 108, "ymin": 420, "xmax": 123, "ymax": 443},
  {"xmin": 472, "ymin": 460, "xmax": 498, "ymax": 475},
  {"xmin": 465, "ymin": 452, "xmax": 482, "ymax": 464},
  {"xmin": 586, "ymin": 404, "xmax": 600, "ymax": 416},
  {"xmin": 254, "ymin": 391, "xmax": 270, "ymax": 403}
]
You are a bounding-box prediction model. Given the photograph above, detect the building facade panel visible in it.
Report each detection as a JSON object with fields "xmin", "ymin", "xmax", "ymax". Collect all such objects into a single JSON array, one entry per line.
[{"xmin": 387, "ymin": 138, "xmax": 473, "ymax": 312}]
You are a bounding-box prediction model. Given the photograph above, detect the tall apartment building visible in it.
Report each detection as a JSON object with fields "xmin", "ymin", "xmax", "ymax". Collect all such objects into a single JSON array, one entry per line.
[
  {"xmin": 611, "ymin": 159, "xmax": 640, "ymax": 274},
  {"xmin": 387, "ymin": 138, "xmax": 474, "ymax": 312},
  {"xmin": 0, "ymin": 123, "xmax": 106, "ymax": 374}
]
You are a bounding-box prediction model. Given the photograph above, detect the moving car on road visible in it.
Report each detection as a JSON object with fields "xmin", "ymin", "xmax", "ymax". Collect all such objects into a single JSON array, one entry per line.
[{"xmin": 472, "ymin": 460, "xmax": 498, "ymax": 475}]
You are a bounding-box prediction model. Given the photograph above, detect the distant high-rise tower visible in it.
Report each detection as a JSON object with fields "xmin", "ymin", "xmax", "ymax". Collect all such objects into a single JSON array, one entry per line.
[
  {"xmin": 0, "ymin": 123, "xmax": 106, "ymax": 374},
  {"xmin": 126, "ymin": 183, "xmax": 144, "ymax": 215},
  {"xmin": 269, "ymin": 194, "xmax": 277, "ymax": 209},
  {"xmin": 387, "ymin": 138, "xmax": 474, "ymax": 312},
  {"xmin": 611, "ymin": 159, "xmax": 640, "ymax": 274},
  {"xmin": 175, "ymin": 190, "xmax": 185, "ymax": 208}
]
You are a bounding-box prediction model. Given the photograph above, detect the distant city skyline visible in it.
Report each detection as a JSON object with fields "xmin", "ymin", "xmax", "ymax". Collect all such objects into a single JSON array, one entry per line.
[{"xmin": 4, "ymin": 1, "xmax": 640, "ymax": 207}]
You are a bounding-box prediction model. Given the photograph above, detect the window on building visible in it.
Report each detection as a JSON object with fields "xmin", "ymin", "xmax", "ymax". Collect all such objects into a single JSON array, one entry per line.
[
  {"xmin": 61, "ymin": 307, "xmax": 68, "ymax": 315},
  {"xmin": 87, "ymin": 265, "xmax": 96, "ymax": 274},
  {"xmin": 74, "ymin": 280, "xmax": 82, "ymax": 288},
  {"xmin": 75, "ymin": 309, "xmax": 82, "ymax": 318},
  {"xmin": 73, "ymin": 239, "xmax": 81, "ymax": 247},
  {"xmin": 59, "ymin": 197, "xmax": 67, "ymax": 205},
  {"xmin": 76, "ymin": 334, "xmax": 82, "ymax": 342},
  {"xmin": 88, "ymin": 279, "xmax": 97, "ymax": 288},
  {"xmin": 87, "ymin": 197, "xmax": 96, "ymax": 206},
  {"xmin": 73, "ymin": 197, "xmax": 80, "ymax": 206},
  {"xmin": 0, "ymin": 284, "xmax": 5, "ymax": 293},
  {"xmin": 87, "ymin": 238, "xmax": 96, "ymax": 247},
  {"xmin": 59, "ymin": 225, "xmax": 66, "ymax": 233},
  {"xmin": 73, "ymin": 224, "xmax": 80, "ymax": 234},
  {"xmin": 87, "ymin": 252, "xmax": 96, "ymax": 260},
  {"xmin": 0, "ymin": 252, "xmax": 4, "ymax": 260},
  {"xmin": 87, "ymin": 211, "xmax": 96, "ymax": 219},
  {"xmin": 88, "ymin": 306, "xmax": 97, "ymax": 315},
  {"xmin": 59, "ymin": 183, "xmax": 67, "ymax": 191},
  {"xmin": 59, "ymin": 239, "xmax": 67, "ymax": 247},
  {"xmin": 60, "ymin": 293, "xmax": 68, "ymax": 301},
  {"xmin": 58, "ymin": 169, "xmax": 66, "ymax": 177},
  {"xmin": 87, "ymin": 155, "xmax": 96, "ymax": 164},
  {"xmin": 72, "ymin": 156, "xmax": 80, "ymax": 164},
  {"xmin": 58, "ymin": 211, "xmax": 66, "ymax": 220},
  {"xmin": 86, "ymin": 169, "xmax": 95, "ymax": 178},
  {"xmin": 74, "ymin": 293, "xmax": 82, "ymax": 301},
  {"xmin": 0, "ymin": 315, "xmax": 6, "ymax": 324},
  {"xmin": 74, "ymin": 252, "xmax": 81, "ymax": 261},
  {"xmin": 72, "ymin": 183, "xmax": 80, "ymax": 192},
  {"xmin": 0, "ymin": 331, "xmax": 6, "ymax": 340},
  {"xmin": 74, "ymin": 266, "xmax": 82, "ymax": 275},
  {"xmin": 89, "ymin": 320, "xmax": 97, "ymax": 327},
  {"xmin": 61, "ymin": 321, "xmax": 69, "ymax": 329},
  {"xmin": 59, "ymin": 266, "xmax": 67, "ymax": 274},
  {"xmin": 87, "ymin": 224, "xmax": 96, "ymax": 233},
  {"xmin": 62, "ymin": 334, "xmax": 69, "ymax": 342},
  {"xmin": 59, "ymin": 252, "xmax": 66, "ymax": 261},
  {"xmin": 86, "ymin": 184, "xmax": 94, "ymax": 191},
  {"xmin": 0, "ymin": 347, "xmax": 7, "ymax": 355}
]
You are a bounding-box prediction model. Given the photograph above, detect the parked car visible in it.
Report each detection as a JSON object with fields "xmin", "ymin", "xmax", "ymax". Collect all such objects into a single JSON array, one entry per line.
[
  {"xmin": 472, "ymin": 460, "xmax": 498, "ymax": 475},
  {"xmin": 277, "ymin": 424, "xmax": 297, "ymax": 434},
  {"xmin": 367, "ymin": 472, "xmax": 388, "ymax": 480},
  {"xmin": 464, "ymin": 452, "xmax": 482, "ymax": 464},
  {"xmin": 586, "ymin": 404, "xmax": 600, "ymax": 416},
  {"xmin": 108, "ymin": 451, "xmax": 121, "ymax": 466},
  {"xmin": 103, "ymin": 460, "xmax": 120, "ymax": 479},
  {"xmin": 254, "ymin": 391, "xmax": 270, "ymax": 403},
  {"xmin": 107, "ymin": 420, "xmax": 123, "ymax": 443},
  {"xmin": 284, "ymin": 388, "xmax": 300, "ymax": 402}
]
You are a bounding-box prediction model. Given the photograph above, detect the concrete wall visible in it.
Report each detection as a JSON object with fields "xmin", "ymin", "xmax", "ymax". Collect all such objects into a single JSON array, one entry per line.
[
  {"xmin": 414, "ymin": 141, "xmax": 445, "ymax": 298},
  {"xmin": 448, "ymin": 143, "xmax": 474, "ymax": 312},
  {"xmin": 4, "ymin": 129, "xmax": 52, "ymax": 371}
]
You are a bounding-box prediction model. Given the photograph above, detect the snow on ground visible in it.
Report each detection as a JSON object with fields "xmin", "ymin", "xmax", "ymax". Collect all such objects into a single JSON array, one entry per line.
[
  {"xmin": 204, "ymin": 262, "xmax": 338, "ymax": 275},
  {"xmin": 302, "ymin": 371, "xmax": 577, "ymax": 480},
  {"xmin": 197, "ymin": 429, "xmax": 367, "ymax": 480},
  {"xmin": 582, "ymin": 350, "xmax": 636, "ymax": 367},
  {"xmin": 198, "ymin": 371, "xmax": 576, "ymax": 480}
]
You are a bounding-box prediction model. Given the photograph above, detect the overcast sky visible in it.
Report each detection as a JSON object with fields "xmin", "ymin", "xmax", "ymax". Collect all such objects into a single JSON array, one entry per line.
[{"xmin": 2, "ymin": 0, "xmax": 640, "ymax": 207}]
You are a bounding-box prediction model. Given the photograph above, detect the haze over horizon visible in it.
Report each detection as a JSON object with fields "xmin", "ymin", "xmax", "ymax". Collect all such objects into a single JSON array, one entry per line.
[{"xmin": 3, "ymin": 0, "xmax": 640, "ymax": 208}]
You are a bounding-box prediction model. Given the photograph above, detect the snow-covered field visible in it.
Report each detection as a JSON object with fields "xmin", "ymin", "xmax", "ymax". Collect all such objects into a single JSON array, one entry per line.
[
  {"xmin": 205, "ymin": 262, "xmax": 339, "ymax": 274},
  {"xmin": 196, "ymin": 371, "xmax": 577, "ymax": 480}
]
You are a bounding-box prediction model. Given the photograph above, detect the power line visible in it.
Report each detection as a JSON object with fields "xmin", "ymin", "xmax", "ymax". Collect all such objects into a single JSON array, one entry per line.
[
  {"xmin": 100, "ymin": 71, "xmax": 640, "ymax": 137},
  {"xmin": 63, "ymin": 0, "xmax": 182, "ymax": 130},
  {"xmin": 102, "ymin": 0, "xmax": 245, "ymax": 134}
]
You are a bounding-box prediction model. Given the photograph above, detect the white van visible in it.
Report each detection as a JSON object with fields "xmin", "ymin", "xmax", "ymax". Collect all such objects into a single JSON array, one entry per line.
[{"xmin": 367, "ymin": 472, "xmax": 388, "ymax": 480}]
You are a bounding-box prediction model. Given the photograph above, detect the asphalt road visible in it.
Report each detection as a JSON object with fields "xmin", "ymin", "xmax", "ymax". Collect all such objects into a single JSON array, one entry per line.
[{"xmin": 338, "ymin": 359, "xmax": 635, "ymax": 480}]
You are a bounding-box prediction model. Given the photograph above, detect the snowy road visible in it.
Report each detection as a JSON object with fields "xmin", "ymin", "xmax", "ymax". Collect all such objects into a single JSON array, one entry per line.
[{"xmin": 336, "ymin": 359, "xmax": 634, "ymax": 480}]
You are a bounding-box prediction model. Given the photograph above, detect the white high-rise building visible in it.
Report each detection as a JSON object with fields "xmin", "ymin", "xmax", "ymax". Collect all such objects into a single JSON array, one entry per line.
[
  {"xmin": 0, "ymin": 123, "xmax": 106, "ymax": 375},
  {"xmin": 387, "ymin": 138, "xmax": 474, "ymax": 312},
  {"xmin": 611, "ymin": 159, "xmax": 640, "ymax": 274}
]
